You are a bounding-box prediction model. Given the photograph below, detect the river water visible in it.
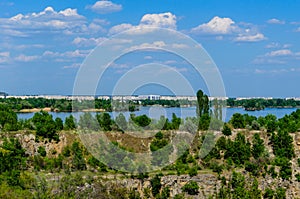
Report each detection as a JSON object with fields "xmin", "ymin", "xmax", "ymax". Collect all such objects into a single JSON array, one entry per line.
[{"xmin": 17, "ymin": 106, "xmax": 298, "ymax": 122}]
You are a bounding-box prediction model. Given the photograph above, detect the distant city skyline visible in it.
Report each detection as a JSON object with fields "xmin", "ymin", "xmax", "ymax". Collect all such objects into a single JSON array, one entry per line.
[{"xmin": 1, "ymin": 1, "xmax": 300, "ymax": 97}]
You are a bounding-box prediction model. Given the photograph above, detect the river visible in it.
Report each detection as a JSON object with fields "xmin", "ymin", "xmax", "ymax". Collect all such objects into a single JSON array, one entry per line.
[{"xmin": 17, "ymin": 106, "xmax": 298, "ymax": 122}]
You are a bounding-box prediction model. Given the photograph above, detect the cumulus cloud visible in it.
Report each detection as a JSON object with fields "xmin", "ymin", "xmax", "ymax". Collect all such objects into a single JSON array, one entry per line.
[
  {"xmin": 191, "ymin": 16, "xmax": 266, "ymax": 42},
  {"xmin": 109, "ymin": 23, "xmax": 134, "ymax": 35},
  {"xmin": 140, "ymin": 12, "xmax": 177, "ymax": 29},
  {"xmin": 267, "ymin": 18, "xmax": 285, "ymax": 24},
  {"xmin": 88, "ymin": 1, "xmax": 122, "ymax": 14},
  {"xmin": 72, "ymin": 37, "xmax": 107, "ymax": 46},
  {"xmin": 0, "ymin": 6, "xmax": 105, "ymax": 37},
  {"xmin": 253, "ymin": 48, "xmax": 300, "ymax": 65},
  {"xmin": 235, "ymin": 33, "xmax": 266, "ymax": 42},
  {"xmin": 109, "ymin": 12, "xmax": 177, "ymax": 35},
  {"xmin": 191, "ymin": 16, "xmax": 236, "ymax": 34}
]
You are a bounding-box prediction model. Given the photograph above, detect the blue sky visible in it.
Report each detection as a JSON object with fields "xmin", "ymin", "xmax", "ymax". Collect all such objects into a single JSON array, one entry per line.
[{"xmin": 1, "ymin": 0, "xmax": 300, "ymax": 97}]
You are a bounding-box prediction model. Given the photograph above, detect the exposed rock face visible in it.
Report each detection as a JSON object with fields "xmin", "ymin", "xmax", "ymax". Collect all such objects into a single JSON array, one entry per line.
[{"xmin": 15, "ymin": 133, "xmax": 67, "ymax": 156}]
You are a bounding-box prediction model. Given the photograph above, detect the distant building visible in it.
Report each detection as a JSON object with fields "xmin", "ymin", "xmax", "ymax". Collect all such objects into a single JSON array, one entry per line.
[{"xmin": 138, "ymin": 95, "xmax": 160, "ymax": 100}]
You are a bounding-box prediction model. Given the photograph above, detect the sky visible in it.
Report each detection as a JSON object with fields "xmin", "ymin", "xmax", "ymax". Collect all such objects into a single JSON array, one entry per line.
[{"xmin": 1, "ymin": 0, "xmax": 300, "ymax": 97}]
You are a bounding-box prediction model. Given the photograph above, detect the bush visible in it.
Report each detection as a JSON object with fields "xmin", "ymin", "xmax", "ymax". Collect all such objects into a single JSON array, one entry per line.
[
  {"xmin": 38, "ymin": 146, "xmax": 47, "ymax": 157},
  {"xmin": 182, "ymin": 181, "xmax": 199, "ymax": 195}
]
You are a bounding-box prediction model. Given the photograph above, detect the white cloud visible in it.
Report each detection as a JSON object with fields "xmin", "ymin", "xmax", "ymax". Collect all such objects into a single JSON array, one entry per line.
[
  {"xmin": 72, "ymin": 37, "xmax": 107, "ymax": 46},
  {"xmin": 88, "ymin": 1, "xmax": 122, "ymax": 14},
  {"xmin": 267, "ymin": 18, "xmax": 285, "ymax": 24},
  {"xmin": 0, "ymin": 52, "xmax": 10, "ymax": 58},
  {"xmin": 124, "ymin": 41, "xmax": 166, "ymax": 52},
  {"xmin": 191, "ymin": 16, "xmax": 236, "ymax": 34},
  {"xmin": 235, "ymin": 33, "xmax": 266, "ymax": 42},
  {"xmin": 109, "ymin": 23, "xmax": 134, "ymax": 35},
  {"xmin": 254, "ymin": 68, "xmax": 300, "ymax": 74},
  {"xmin": 191, "ymin": 16, "xmax": 266, "ymax": 42},
  {"xmin": 265, "ymin": 42, "xmax": 291, "ymax": 49},
  {"xmin": 265, "ymin": 49, "xmax": 293, "ymax": 57},
  {"xmin": 43, "ymin": 49, "xmax": 90, "ymax": 59},
  {"xmin": 15, "ymin": 54, "xmax": 39, "ymax": 62},
  {"xmin": 140, "ymin": 12, "xmax": 177, "ymax": 29},
  {"xmin": 253, "ymin": 48, "xmax": 300, "ymax": 65},
  {"xmin": 109, "ymin": 12, "xmax": 177, "ymax": 35},
  {"xmin": 0, "ymin": 7, "xmax": 105, "ymax": 37},
  {"xmin": 0, "ymin": 52, "xmax": 10, "ymax": 64}
]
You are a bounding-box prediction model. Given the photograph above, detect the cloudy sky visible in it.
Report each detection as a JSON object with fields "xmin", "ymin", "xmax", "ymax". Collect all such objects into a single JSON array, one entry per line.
[{"xmin": 1, "ymin": 0, "xmax": 300, "ymax": 97}]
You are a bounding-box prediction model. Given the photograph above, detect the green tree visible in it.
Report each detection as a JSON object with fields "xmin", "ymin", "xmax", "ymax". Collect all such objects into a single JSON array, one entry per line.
[
  {"xmin": 182, "ymin": 181, "xmax": 199, "ymax": 195},
  {"xmin": 132, "ymin": 114, "xmax": 151, "ymax": 128},
  {"xmin": 150, "ymin": 174, "xmax": 161, "ymax": 197},
  {"xmin": 115, "ymin": 113, "xmax": 127, "ymax": 131},
  {"xmin": 79, "ymin": 112, "xmax": 99, "ymax": 131},
  {"xmin": 252, "ymin": 133, "xmax": 265, "ymax": 159},
  {"xmin": 64, "ymin": 115, "xmax": 76, "ymax": 130},
  {"xmin": 222, "ymin": 123, "xmax": 232, "ymax": 136},
  {"xmin": 230, "ymin": 113, "xmax": 245, "ymax": 129},
  {"xmin": 55, "ymin": 117, "xmax": 63, "ymax": 131},
  {"xmin": 97, "ymin": 112, "xmax": 112, "ymax": 131},
  {"xmin": 71, "ymin": 141, "xmax": 87, "ymax": 171},
  {"xmin": 32, "ymin": 111, "xmax": 59, "ymax": 141},
  {"xmin": 0, "ymin": 104, "xmax": 18, "ymax": 131}
]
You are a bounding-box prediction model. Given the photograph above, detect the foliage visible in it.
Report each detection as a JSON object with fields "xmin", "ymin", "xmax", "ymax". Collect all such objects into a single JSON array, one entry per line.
[
  {"xmin": 64, "ymin": 115, "xmax": 76, "ymax": 130},
  {"xmin": 79, "ymin": 112, "xmax": 99, "ymax": 131},
  {"xmin": 115, "ymin": 113, "xmax": 127, "ymax": 131},
  {"xmin": 230, "ymin": 113, "xmax": 245, "ymax": 129},
  {"xmin": 37, "ymin": 146, "xmax": 46, "ymax": 157},
  {"xmin": 150, "ymin": 174, "xmax": 161, "ymax": 197},
  {"xmin": 222, "ymin": 123, "xmax": 232, "ymax": 136},
  {"xmin": 32, "ymin": 111, "xmax": 59, "ymax": 141},
  {"xmin": 224, "ymin": 133, "xmax": 251, "ymax": 165},
  {"xmin": 182, "ymin": 181, "xmax": 199, "ymax": 195},
  {"xmin": 251, "ymin": 133, "xmax": 265, "ymax": 159},
  {"xmin": 0, "ymin": 104, "xmax": 18, "ymax": 131},
  {"xmin": 97, "ymin": 112, "xmax": 112, "ymax": 131}
]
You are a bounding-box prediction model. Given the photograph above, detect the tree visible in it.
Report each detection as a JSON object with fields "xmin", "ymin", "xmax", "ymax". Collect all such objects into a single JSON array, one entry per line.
[
  {"xmin": 132, "ymin": 114, "xmax": 151, "ymax": 128},
  {"xmin": 225, "ymin": 133, "xmax": 251, "ymax": 165},
  {"xmin": 222, "ymin": 123, "xmax": 232, "ymax": 136},
  {"xmin": 0, "ymin": 104, "xmax": 18, "ymax": 131},
  {"xmin": 271, "ymin": 130, "xmax": 294, "ymax": 159},
  {"xmin": 150, "ymin": 175, "xmax": 161, "ymax": 197},
  {"xmin": 230, "ymin": 113, "xmax": 245, "ymax": 129},
  {"xmin": 196, "ymin": 90, "xmax": 209, "ymax": 118},
  {"xmin": 115, "ymin": 113, "xmax": 127, "ymax": 131},
  {"xmin": 64, "ymin": 115, "xmax": 76, "ymax": 130},
  {"xmin": 252, "ymin": 133, "xmax": 265, "ymax": 159},
  {"xmin": 71, "ymin": 141, "xmax": 86, "ymax": 171},
  {"xmin": 79, "ymin": 112, "xmax": 99, "ymax": 131},
  {"xmin": 32, "ymin": 111, "xmax": 59, "ymax": 141},
  {"xmin": 55, "ymin": 117, "xmax": 63, "ymax": 131},
  {"xmin": 182, "ymin": 181, "xmax": 199, "ymax": 195},
  {"xmin": 97, "ymin": 112, "xmax": 112, "ymax": 131},
  {"xmin": 171, "ymin": 113, "xmax": 181, "ymax": 130},
  {"xmin": 265, "ymin": 114, "xmax": 277, "ymax": 133}
]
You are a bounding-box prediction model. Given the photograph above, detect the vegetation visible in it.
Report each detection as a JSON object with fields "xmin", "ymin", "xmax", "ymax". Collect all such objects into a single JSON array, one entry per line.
[{"xmin": 0, "ymin": 91, "xmax": 300, "ymax": 198}]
